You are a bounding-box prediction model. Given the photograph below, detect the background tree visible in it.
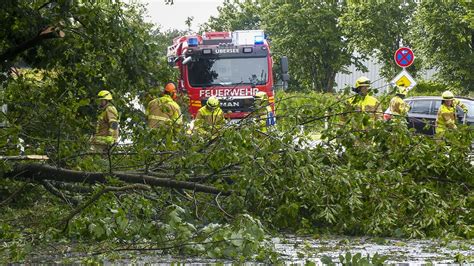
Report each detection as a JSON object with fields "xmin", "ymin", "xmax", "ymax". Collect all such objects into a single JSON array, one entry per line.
[
  {"xmin": 462, "ymin": 1, "xmax": 474, "ymax": 29},
  {"xmin": 200, "ymin": 0, "xmax": 262, "ymax": 32},
  {"xmin": 262, "ymin": 0, "xmax": 358, "ymax": 92},
  {"xmin": 339, "ymin": 1, "xmax": 418, "ymax": 80},
  {"xmin": 411, "ymin": 1, "xmax": 473, "ymax": 92}
]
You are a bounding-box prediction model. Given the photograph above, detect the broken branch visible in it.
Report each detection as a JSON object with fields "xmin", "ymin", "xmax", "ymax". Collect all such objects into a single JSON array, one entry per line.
[{"xmin": 7, "ymin": 163, "xmax": 231, "ymax": 195}]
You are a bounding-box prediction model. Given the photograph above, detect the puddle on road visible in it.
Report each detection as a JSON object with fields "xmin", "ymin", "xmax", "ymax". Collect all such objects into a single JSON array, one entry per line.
[
  {"xmin": 273, "ymin": 235, "xmax": 474, "ymax": 265},
  {"xmin": 27, "ymin": 236, "xmax": 474, "ymax": 264}
]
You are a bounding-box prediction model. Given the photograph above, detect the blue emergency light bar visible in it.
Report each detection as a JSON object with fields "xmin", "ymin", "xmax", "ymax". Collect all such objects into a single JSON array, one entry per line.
[
  {"xmin": 254, "ymin": 35, "xmax": 264, "ymax": 45},
  {"xmin": 188, "ymin": 37, "xmax": 198, "ymax": 47}
]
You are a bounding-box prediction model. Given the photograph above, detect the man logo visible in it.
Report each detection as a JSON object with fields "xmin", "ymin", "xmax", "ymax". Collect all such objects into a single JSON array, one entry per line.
[{"xmin": 221, "ymin": 101, "xmax": 240, "ymax": 107}]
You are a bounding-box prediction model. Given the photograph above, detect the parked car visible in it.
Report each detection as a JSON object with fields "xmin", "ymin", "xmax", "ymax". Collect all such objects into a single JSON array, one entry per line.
[{"xmin": 403, "ymin": 96, "xmax": 474, "ymax": 135}]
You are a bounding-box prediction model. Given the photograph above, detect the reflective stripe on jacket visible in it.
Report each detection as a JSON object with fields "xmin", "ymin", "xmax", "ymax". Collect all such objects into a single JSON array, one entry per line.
[{"xmin": 147, "ymin": 94, "xmax": 182, "ymax": 128}]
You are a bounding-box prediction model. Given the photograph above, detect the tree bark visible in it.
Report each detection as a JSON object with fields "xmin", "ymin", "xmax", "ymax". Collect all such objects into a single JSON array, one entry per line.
[
  {"xmin": 325, "ymin": 70, "xmax": 336, "ymax": 93},
  {"xmin": 6, "ymin": 163, "xmax": 230, "ymax": 195}
]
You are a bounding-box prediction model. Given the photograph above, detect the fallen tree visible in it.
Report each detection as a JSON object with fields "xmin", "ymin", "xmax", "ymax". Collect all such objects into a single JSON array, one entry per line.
[{"xmin": 5, "ymin": 163, "xmax": 230, "ymax": 196}]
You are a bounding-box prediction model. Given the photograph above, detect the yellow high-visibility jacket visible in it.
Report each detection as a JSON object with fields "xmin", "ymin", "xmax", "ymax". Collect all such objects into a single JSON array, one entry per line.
[
  {"xmin": 348, "ymin": 94, "xmax": 383, "ymax": 121},
  {"xmin": 436, "ymin": 104, "xmax": 457, "ymax": 136},
  {"xmin": 194, "ymin": 106, "xmax": 224, "ymax": 135},
  {"xmin": 147, "ymin": 94, "xmax": 182, "ymax": 128},
  {"xmin": 96, "ymin": 103, "xmax": 119, "ymax": 142},
  {"xmin": 389, "ymin": 95, "xmax": 410, "ymax": 117}
]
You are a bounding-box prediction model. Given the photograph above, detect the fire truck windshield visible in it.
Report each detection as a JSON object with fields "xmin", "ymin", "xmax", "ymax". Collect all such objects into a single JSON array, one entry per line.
[{"xmin": 187, "ymin": 57, "xmax": 268, "ymax": 87}]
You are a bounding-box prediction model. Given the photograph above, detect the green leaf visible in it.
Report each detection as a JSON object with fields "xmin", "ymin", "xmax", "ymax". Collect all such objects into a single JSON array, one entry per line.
[{"xmin": 230, "ymin": 232, "xmax": 244, "ymax": 247}]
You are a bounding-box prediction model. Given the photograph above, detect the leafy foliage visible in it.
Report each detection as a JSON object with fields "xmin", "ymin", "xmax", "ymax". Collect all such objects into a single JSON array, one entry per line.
[
  {"xmin": 200, "ymin": 0, "xmax": 262, "ymax": 32},
  {"xmin": 262, "ymin": 1, "xmax": 358, "ymax": 92},
  {"xmin": 411, "ymin": 1, "xmax": 474, "ymax": 92},
  {"xmin": 340, "ymin": 1, "xmax": 419, "ymax": 79},
  {"xmin": 1, "ymin": 0, "xmax": 474, "ymax": 263},
  {"xmin": 265, "ymin": 94, "xmax": 474, "ymax": 238},
  {"xmin": 411, "ymin": 81, "xmax": 462, "ymax": 96},
  {"xmin": 1, "ymin": 90, "xmax": 474, "ymax": 263},
  {"xmin": 1, "ymin": 0, "xmax": 177, "ymax": 160},
  {"xmin": 206, "ymin": 1, "xmax": 472, "ymax": 92},
  {"xmin": 321, "ymin": 251, "xmax": 388, "ymax": 266}
]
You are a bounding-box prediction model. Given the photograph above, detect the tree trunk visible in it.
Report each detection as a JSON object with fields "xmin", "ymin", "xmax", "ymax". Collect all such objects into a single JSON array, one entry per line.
[
  {"xmin": 6, "ymin": 163, "xmax": 230, "ymax": 195},
  {"xmin": 325, "ymin": 70, "xmax": 336, "ymax": 93}
]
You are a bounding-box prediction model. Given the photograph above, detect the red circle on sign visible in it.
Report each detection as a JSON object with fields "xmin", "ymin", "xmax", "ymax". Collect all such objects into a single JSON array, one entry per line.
[{"xmin": 394, "ymin": 47, "xmax": 414, "ymax": 68}]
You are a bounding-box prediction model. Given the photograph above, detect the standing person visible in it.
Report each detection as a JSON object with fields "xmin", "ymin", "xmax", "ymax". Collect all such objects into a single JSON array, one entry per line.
[
  {"xmin": 193, "ymin": 96, "xmax": 224, "ymax": 135},
  {"xmin": 347, "ymin": 76, "xmax": 383, "ymax": 125},
  {"xmin": 253, "ymin": 91, "xmax": 276, "ymax": 133},
  {"xmin": 91, "ymin": 90, "xmax": 119, "ymax": 152},
  {"xmin": 147, "ymin": 82, "xmax": 182, "ymax": 129},
  {"xmin": 389, "ymin": 85, "xmax": 411, "ymax": 121},
  {"xmin": 435, "ymin": 90, "xmax": 467, "ymax": 137}
]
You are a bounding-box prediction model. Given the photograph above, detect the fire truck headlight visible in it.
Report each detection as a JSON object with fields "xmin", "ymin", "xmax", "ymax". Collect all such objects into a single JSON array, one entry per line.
[
  {"xmin": 182, "ymin": 56, "xmax": 193, "ymax": 65},
  {"xmin": 202, "ymin": 49, "xmax": 212, "ymax": 55}
]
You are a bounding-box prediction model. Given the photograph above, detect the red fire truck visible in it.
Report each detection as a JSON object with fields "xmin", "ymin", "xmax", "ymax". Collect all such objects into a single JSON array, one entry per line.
[{"xmin": 167, "ymin": 30, "xmax": 288, "ymax": 119}]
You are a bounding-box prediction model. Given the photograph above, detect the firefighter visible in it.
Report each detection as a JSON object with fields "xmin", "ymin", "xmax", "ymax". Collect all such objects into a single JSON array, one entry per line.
[
  {"xmin": 436, "ymin": 90, "xmax": 467, "ymax": 137},
  {"xmin": 194, "ymin": 96, "xmax": 224, "ymax": 135},
  {"xmin": 389, "ymin": 85, "xmax": 411, "ymax": 121},
  {"xmin": 253, "ymin": 91, "xmax": 276, "ymax": 133},
  {"xmin": 347, "ymin": 76, "xmax": 383, "ymax": 124},
  {"xmin": 147, "ymin": 82, "xmax": 182, "ymax": 129},
  {"xmin": 91, "ymin": 90, "xmax": 119, "ymax": 152}
]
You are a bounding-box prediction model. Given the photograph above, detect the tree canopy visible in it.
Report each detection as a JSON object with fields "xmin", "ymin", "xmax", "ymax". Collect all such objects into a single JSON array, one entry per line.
[
  {"xmin": 200, "ymin": 0, "xmax": 262, "ymax": 32},
  {"xmin": 340, "ymin": 0, "xmax": 418, "ymax": 80},
  {"xmin": 262, "ymin": 0, "xmax": 359, "ymax": 92},
  {"xmin": 411, "ymin": 1, "xmax": 473, "ymax": 92}
]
